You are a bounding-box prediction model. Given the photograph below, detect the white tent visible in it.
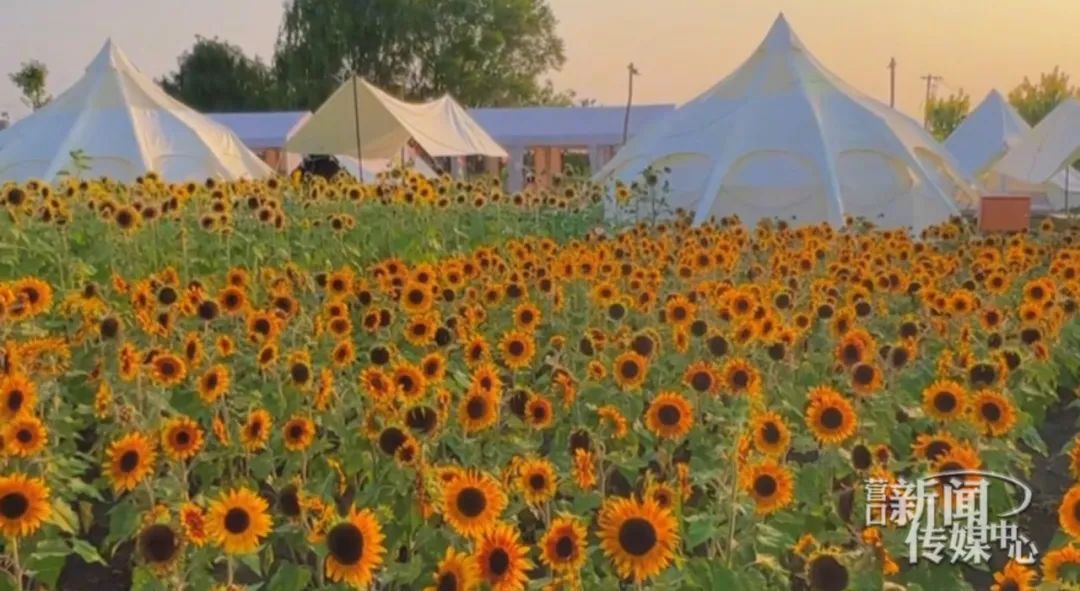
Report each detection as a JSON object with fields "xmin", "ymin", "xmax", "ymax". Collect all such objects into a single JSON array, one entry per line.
[
  {"xmin": 597, "ymin": 14, "xmax": 976, "ymax": 232},
  {"xmin": 284, "ymin": 77, "xmax": 507, "ymax": 161},
  {"xmin": 945, "ymin": 90, "xmax": 1080, "ymax": 211},
  {"xmin": 0, "ymin": 41, "xmax": 272, "ymax": 183},
  {"xmin": 994, "ymin": 98, "xmax": 1080, "ymax": 210}
]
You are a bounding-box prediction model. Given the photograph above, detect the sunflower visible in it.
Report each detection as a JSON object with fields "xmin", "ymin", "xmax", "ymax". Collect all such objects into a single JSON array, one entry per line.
[
  {"xmin": 442, "ymin": 469, "xmax": 506, "ymax": 538},
  {"xmin": 512, "ymin": 302, "xmax": 541, "ymax": 332},
  {"xmin": 150, "ymin": 353, "xmax": 187, "ymax": 387},
  {"xmin": 911, "ymin": 432, "xmax": 960, "ymax": 463},
  {"xmin": 207, "ymin": 487, "xmax": 272, "ymax": 554},
  {"xmin": 990, "ymin": 560, "xmax": 1037, "ymax": 591},
  {"xmin": 805, "ymin": 548, "xmax": 850, "ymax": 591},
  {"xmin": 138, "ymin": 523, "xmax": 182, "ymax": 573},
  {"xmin": 849, "ymin": 363, "xmax": 882, "ymax": 396},
  {"xmin": 933, "ymin": 443, "xmax": 982, "ymax": 476},
  {"xmin": 970, "ymin": 390, "xmax": 1017, "ymax": 437},
  {"xmin": 740, "ymin": 458, "xmax": 795, "ymax": 515},
  {"xmin": 3, "ymin": 414, "xmax": 46, "ymax": 457},
  {"xmin": 179, "ymin": 502, "xmax": 208, "ymax": 547},
  {"xmin": 0, "ymin": 473, "xmax": 50, "ymax": 538},
  {"xmin": 540, "ymin": 515, "xmax": 588, "ymax": 574},
  {"xmin": 283, "ymin": 415, "xmax": 316, "ymax": 451},
  {"xmin": 240, "ymin": 409, "xmax": 272, "ymax": 452},
  {"xmin": 0, "ymin": 373, "xmax": 36, "ymax": 420},
  {"xmin": 401, "ymin": 281, "xmax": 434, "ymax": 315},
  {"xmin": 805, "ymin": 386, "xmax": 857, "ymax": 446},
  {"xmin": 612, "ymin": 351, "xmax": 649, "ymax": 390},
  {"xmin": 834, "ymin": 329, "xmax": 873, "ymax": 367},
  {"xmin": 499, "ymin": 330, "xmax": 535, "ymax": 370},
  {"xmin": 644, "ymin": 392, "xmax": 694, "ymax": 440},
  {"xmin": 324, "ymin": 506, "xmax": 386, "ymax": 589},
  {"xmin": 106, "ymin": 432, "xmax": 157, "ymax": 493},
  {"xmin": 197, "ymin": 364, "xmax": 229, "ymax": 404},
  {"xmin": 393, "ymin": 363, "xmax": 427, "ymax": 401},
  {"xmin": 1060, "ymin": 484, "xmax": 1080, "ymax": 539},
  {"xmin": 458, "ymin": 388, "xmax": 498, "ymax": 434},
  {"xmin": 682, "ymin": 360, "xmax": 718, "ymax": 395},
  {"xmin": 517, "ymin": 458, "xmax": 557, "ymax": 505},
  {"xmin": 598, "ymin": 496, "xmax": 679, "ymax": 582},
  {"xmin": 720, "ymin": 357, "xmax": 762, "ymax": 397},
  {"xmin": 524, "ymin": 396, "xmax": 554, "ymax": 429},
  {"xmin": 597, "ymin": 405, "xmax": 629, "ymax": 439},
  {"xmin": 161, "ymin": 416, "xmax": 204, "ymax": 461},
  {"xmin": 425, "ymin": 547, "xmax": 479, "ymax": 591},
  {"xmin": 750, "ymin": 411, "xmax": 790, "ymax": 457},
  {"xmin": 420, "ymin": 352, "xmax": 447, "ymax": 383},
  {"xmin": 405, "ymin": 314, "xmax": 438, "ymax": 346},
  {"xmin": 474, "ymin": 522, "xmax": 533, "ymax": 591},
  {"xmin": 405, "ymin": 405, "xmax": 440, "ymax": 437},
  {"xmin": 1042, "ymin": 544, "xmax": 1080, "ymax": 585},
  {"xmin": 921, "ymin": 379, "xmax": 966, "ymax": 421}
]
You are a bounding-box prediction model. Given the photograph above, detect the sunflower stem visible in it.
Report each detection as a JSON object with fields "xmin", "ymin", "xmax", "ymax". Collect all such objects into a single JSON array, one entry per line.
[
  {"xmin": 9, "ymin": 537, "xmax": 22, "ymax": 591},
  {"xmin": 226, "ymin": 555, "xmax": 234, "ymax": 586},
  {"xmin": 725, "ymin": 407, "xmax": 746, "ymax": 567}
]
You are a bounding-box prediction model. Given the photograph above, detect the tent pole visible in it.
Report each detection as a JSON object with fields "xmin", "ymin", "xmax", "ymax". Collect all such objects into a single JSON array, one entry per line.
[
  {"xmin": 351, "ymin": 74, "xmax": 365, "ymax": 182},
  {"xmin": 1067, "ymin": 161, "xmax": 1071, "ymax": 224}
]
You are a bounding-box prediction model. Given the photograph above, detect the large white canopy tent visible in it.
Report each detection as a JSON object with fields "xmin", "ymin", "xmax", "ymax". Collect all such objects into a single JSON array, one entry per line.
[
  {"xmin": 994, "ymin": 98, "xmax": 1080, "ymax": 211},
  {"xmin": 0, "ymin": 41, "xmax": 271, "ymax": 183},
  {"xmin": 284, "ymin": 77, "xmax": 507, "ymax": 174},
  {"xmin": 945, "ymin": 90, "xmax": 1080, "ymax": 211},
  {"xmin": 596, "ymin": 14, "xmax": 976, "ymax": 232}
]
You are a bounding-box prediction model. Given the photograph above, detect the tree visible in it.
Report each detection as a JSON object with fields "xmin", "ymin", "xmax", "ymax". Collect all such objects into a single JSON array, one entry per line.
[
  {"xmin": 1009, "ymin": 67, "xmax": 1080, "ymax": 127},
  {"xmin": 924, "ymin": 89, "xmax": 970, "ymax": 141},
  {"xmin": 272, "ymin": 0, "xmax": 570, "ymax": 109},
  {"xmin": 160, "ymin": 36, "xmax": 276, "ymax": 112},
  {"xmin": 9, "ymin": 60, "xmax": 50, "ymax": 110}
]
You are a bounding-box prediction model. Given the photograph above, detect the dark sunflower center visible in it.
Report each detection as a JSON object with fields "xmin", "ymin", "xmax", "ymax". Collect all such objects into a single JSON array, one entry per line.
[
  {"xmin": 933, "ymin": 392, "xmax": 956, "ymax": 412},
  {"xmin": 762, "ymin": 422, "xmax": 781, "ymax": 444},
  {"xmin": 555, "ymin": 535, "xmax": 575, "ymax": 559},
  {"xmin": 939, "ymin": 461, "xmax": 963, "ymax": 473},
  {"xmin": 488, "ymin": 547, "xmax": 511, "ymax": 576},
  {"xmin": 969, "ymin": 364, "xmax": 997, "ymax": 386},
  {"xmin": 998, "ymin": 582, "xmax": 1019, "ymax": 591},
  {"xmin": 279, "ymin": 486, "xmax": 301, "ymax": 517},
  {"xmin": 842, "ymin": 344, "xmax": 861, "ymax": 364},
  {"xmin": 0, "ymin": 492, "xmax": 28, "ymax": 519},
  {"xmin": 618, "ymin": 517, "xmax": 658, "ymax": 556},
  {"xmin": 325, "ymin": 522, "xmax": 364, "ymax": 566},
  {"xmin": 436, "ymin": 573, "xmax": 458, "ymax": 591},
  {"xmin": 1073, "ymin": 498, "xmax": 1080, "ymax": 525},
  {"xmin": 119, "ymin": 450, "xmax": 140, "ymax": 473},
  {"xmin": 754, "ymin": 474, "xmax": 778, "ymax": 497},
  {"xmin": 289, "ymin": 424, "xmax": 305, "ymax": 440},
  {"xmin": 456, "ymin": 487, "xmax": 487, "ymax": 518},
  {"xmin": 508, "ymin": 341, "xmax": 525, "ymax": 356},
  {"xmin": 466, "ymin": 397, "xmax": 487, "ymax": 420},
  {"xmin": 531, "ymin": 405, "xmax": 547, "ymax": 422},
  {"xmin": 820, "ymin": 408, "xmax": 844, "ymax": 430},
  {"xmin": 731, "ymin": 370, "xmax": 748, "ymax": 388},
  {"xmin": 519, "ymin": 311, "xmax": 534, "ymax": 325},
  {"xmin": 139, "ymin": 524, "xmax": 178, "ymax": 563},
  {"xmin": 290, "ymin": 363, "xmax": 310, "ymax": 383},
  {"xmin": 619, "ymin": 361, "xmax": 640, "ymax": 379},
  {"xmin": 406, "ymin": 407, "xmax": 437, "ymax": 434},
  {"xmin": 6, "ymin": 390, "xmax": 23, "ymax": 412},
  {"xmin": 926, "ymin": 441, "xmax": 951, "ymax": 461},
  {"xmin": 690, "ymin": 372, "xmax": 712, "ymax": 392},
  {"xmin": 808, "ymin": 554, "xmax": 849, "ymax": 591},
  {"xmin": 853, "ymin": 364, "xmax": 875, "ymax": 385},
  {"xmin": 981, "ymin": 402, "xmax": 1002, "ymax": 422},
  {"xmin": 657, "ymin": 404, "xmax": 681, "ymax": 426},
  {"xmin": 632, "ymin": 336, "xmax": 654, "ymax": 357},
  {"xmin": 407, "ymin": 289, "xmax": 425, "ymax": 305},
  {"xmin": 378, "ymin": 428, "xmax": 405, "ymax": 455},
  {"xmin": 224, "ymin": 508, "xmax": 250, "ymax": 534},
  {"xmin": 204, "ymin": 373, "xmax": 219, "ymax": 390},
  {"xmin": 175, "ymin": 430, "xmax": 191, "ymax": 445},
  {"xmin": 528, "ymin": 474, "xmax": 547, "ymax": 491},
  {"xmin": 852, "ymin": 445, "xmax": 872, "ymax": 470}
]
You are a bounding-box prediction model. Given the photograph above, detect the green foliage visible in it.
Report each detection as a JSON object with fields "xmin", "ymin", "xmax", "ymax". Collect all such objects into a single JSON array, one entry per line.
[
  {"xmin": 925, "ymin": 89, "xmax": 970, "ymax": 141},
  {"xmin": 8, "ymin": 59, "xmax": 51, "ymax": 110},
  {"xmin": 159, "ymin": 36, "xmax": 276, "ymax": 112},
  {"xmin": 1009, "ymin": 66, "xmax": 1080, "ymax": 127}
]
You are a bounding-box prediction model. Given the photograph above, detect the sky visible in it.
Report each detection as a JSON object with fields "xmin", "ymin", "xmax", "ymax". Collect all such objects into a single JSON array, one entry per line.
[{"xmin": 2, "ymin": 0, "xmax": 1079, "ymax": 121}]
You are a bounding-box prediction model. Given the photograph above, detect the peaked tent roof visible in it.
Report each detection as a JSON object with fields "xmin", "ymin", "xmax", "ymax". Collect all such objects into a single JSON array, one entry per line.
[
  {"xmin": 284, "ymin": 77, "xmax": 507, "ymax": 160},
  {"xmin": 994, "ymin": 98, "xmax": 1080, "ymax": 189},
  {"xmin": 597, "ymin": 14, "xmax": 975, "ymax": 232},
  {"xmin": 0, "ymin": 41, "xmax": 272, "ymax": 183}
]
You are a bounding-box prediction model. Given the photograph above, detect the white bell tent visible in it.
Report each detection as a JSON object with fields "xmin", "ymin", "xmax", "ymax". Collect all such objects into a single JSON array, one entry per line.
[
  {"xmin": 0, "ymin": 40, "xmax": 272, "ymax": 183},
  {"xmin": 993, "ymin": 98, "xmax": 1080, "ymax": 211},
  {"xmin": 597, "ymin": 14, "xmax": 976, "ymax": 231},
  {"xmin": 945, "ymin": 90, "xmax": 1080, "ymax": 211}
]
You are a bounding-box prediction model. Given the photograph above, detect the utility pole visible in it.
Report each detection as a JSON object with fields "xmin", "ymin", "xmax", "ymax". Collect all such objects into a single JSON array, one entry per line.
[
  {"xmin": 921, "ymin": 73, "xmax": 942, "ymax": 129},
  {"xmin": 887, "ymin": 58, "xmax": 896, "ymax": 108},
  {"xmin": 622, "ymin": 63, "xmax": 640, "ymax": 146},
  {"xmin": 350, "ymin": 73, "xmax": 365, "ymax": 182}
]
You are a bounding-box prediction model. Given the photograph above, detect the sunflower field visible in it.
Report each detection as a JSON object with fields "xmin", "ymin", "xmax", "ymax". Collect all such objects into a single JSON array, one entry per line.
[{"xmin": 0, "ymin": 169, "xmax": 1079, "ymax": 591}]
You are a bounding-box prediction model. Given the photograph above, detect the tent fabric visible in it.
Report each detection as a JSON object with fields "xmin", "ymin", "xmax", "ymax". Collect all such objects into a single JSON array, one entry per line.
[
  {"xmin": 945, "ymin": 91, "xmax": 1080, "ymax": 211},
  {"xmin": 208, "ymin": 111, "xmax": 311, "ymax": 150},
  {"xmin": 285, "ymin": 77, "xmax": 507, "ymax": 160},
  {"xmin": 993, "ymin": 98, "xmax": 1080, "ymax": 193},
  {"xmin": 596, "ymin": 14, "xmax": 976, "ymax": 232},
  {"xmin": 470, "ymin": 105, "xmax": 676, "ymax": 147},
  {"xmin": 0, "ymin": 41, "xmax": 272, "ymax": 183}
]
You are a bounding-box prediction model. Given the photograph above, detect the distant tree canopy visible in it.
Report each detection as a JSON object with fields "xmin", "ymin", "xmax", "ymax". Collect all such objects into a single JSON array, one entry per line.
[
  {"xmin": 925, "ymin": 89, "xmax": 970, "ymax": 141},
  {"xmin": 162, "ymin": 0, "xmax": 575, "ymax": 112},
  {"xmin": 9, "ymin": 60, "xmax": 51, "ymax": 111},
  {"xmin": 1009, "ymin": 66, "xmax": 1080, "ymax": 127}
]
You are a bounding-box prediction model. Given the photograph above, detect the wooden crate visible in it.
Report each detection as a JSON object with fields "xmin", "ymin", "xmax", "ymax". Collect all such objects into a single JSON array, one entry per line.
[{"xmin": 978, "ymin": 195, "xmax": 1031, "ymax": 232}]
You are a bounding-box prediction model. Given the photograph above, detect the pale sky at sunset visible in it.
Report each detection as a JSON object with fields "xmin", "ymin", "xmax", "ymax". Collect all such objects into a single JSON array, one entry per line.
[{"xmin": 2, "ymin": 0, "xmax": 1079, "ymax": 122}]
